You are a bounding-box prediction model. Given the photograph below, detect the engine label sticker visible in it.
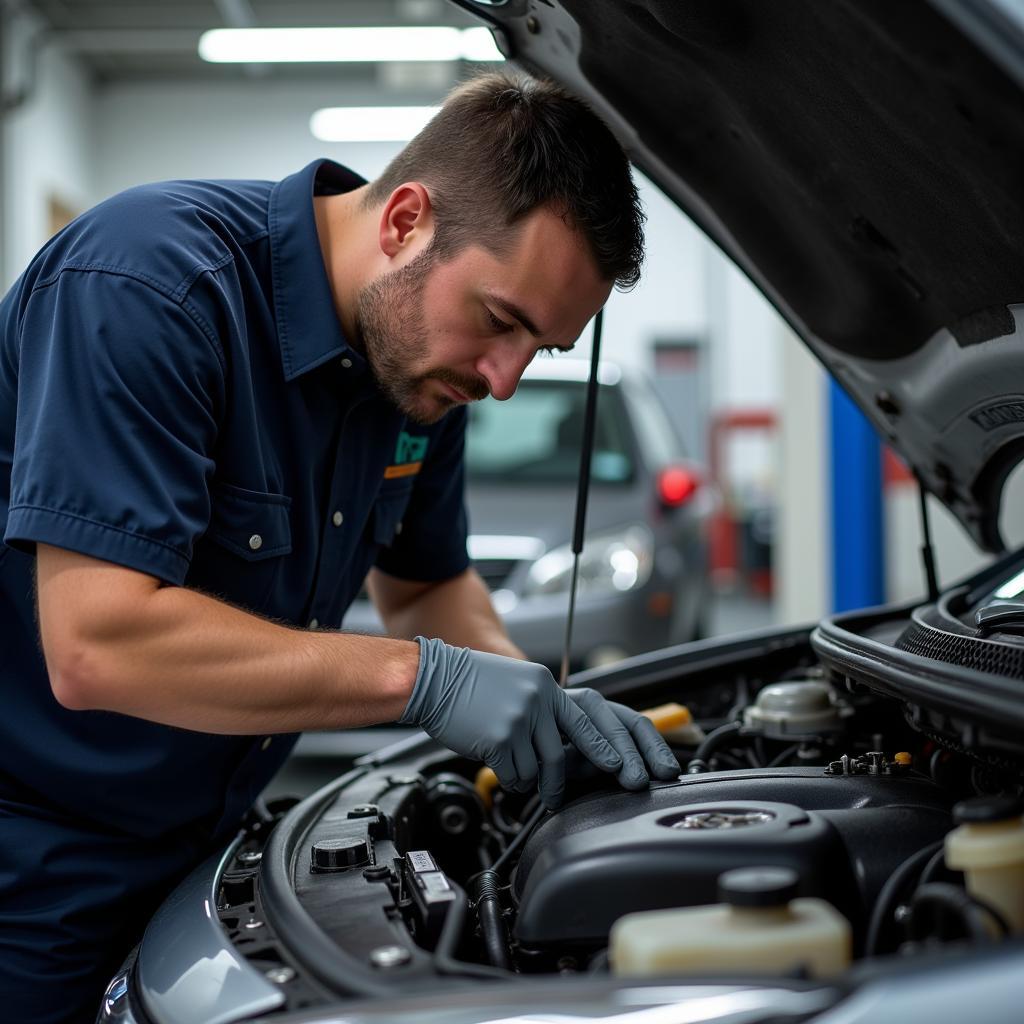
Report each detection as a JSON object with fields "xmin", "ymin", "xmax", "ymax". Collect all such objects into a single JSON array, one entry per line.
[{"xmin": 407, "ymin": 850, "xmax": 436, "ymax": 873}]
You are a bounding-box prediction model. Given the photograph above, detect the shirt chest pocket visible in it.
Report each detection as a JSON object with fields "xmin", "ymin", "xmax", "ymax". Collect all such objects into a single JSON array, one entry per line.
[
  {"xmin": 207, "ymin": 483, "xmax": 292, "ymax": 558},
  {"xmin": 192, "ymin": 482, "xmax": 293, "ymax": 613}
]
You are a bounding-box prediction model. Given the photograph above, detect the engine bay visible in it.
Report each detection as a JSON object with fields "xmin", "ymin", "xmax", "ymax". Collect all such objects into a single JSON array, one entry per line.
[{"xmin": 199, "ymin": 558, "xmax": 1024, "ymax": 1014}]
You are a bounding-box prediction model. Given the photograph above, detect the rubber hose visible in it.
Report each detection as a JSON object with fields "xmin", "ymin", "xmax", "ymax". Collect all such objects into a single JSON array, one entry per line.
[
  {"xmin": 907, "ymin": 883, "xmax": 1009, "ymax": 944},
  {"xmin": 687, "ymin": 721, "xmax": 746, "ymax": 774},
  {"xmin": 433, "ymin": 884, "xmax": 513, "ymax": 980},
  {"xmin": 865, "ymin": 840, "xmax": 944, "ymax": 956},
  {"xmin": 471, "ymin": 869, "xmax": 513, "ymax": 970}
]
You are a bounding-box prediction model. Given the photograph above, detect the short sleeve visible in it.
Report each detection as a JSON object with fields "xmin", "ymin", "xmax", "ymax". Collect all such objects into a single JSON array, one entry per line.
[
  {"xmin": 4, "ymin": 270, "xmax": 224, "ymax": 584},
  {"xmin": 373, "ymin": 406, "xmax": 471, "ymax": 582}
]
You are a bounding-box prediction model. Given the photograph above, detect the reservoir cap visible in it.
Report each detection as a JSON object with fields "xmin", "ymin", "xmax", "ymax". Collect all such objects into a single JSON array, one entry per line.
[
  {"xmin": 953, "ymin": 794, "xmax": 1024, "ymax": 825},
  {"xmin": 719, "ymin": 866, "xmax": 799, "ymax": 907}
]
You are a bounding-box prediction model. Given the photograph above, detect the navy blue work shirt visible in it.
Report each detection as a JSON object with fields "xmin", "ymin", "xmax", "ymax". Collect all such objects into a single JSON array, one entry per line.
[{"xmin": 0, "ymin": 159, "xmax": 470, "ymax": 842}]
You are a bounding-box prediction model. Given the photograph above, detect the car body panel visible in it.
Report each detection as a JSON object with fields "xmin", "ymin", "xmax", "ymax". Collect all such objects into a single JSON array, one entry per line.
[{"xmin": 130, "ymin": 838, "xmax": 283, "ymax": 1023}]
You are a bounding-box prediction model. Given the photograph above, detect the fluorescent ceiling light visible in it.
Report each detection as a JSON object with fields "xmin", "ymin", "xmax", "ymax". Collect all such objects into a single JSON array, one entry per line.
[
  {"xmin": 198, "ymin": 26, "xmax": 503, "ymax": 64},
  {"xmin": 460, "ymin": 26, "xmax": 506, "ymax": 61},
  {"xmin": 310, "ymin": 106, "xmax": 442, "ymax": 143}
]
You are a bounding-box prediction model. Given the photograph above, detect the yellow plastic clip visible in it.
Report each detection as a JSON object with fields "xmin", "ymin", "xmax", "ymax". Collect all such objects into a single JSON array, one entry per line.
[
  {"xmin": 642, "ymin": 702, "xmax": 693, "ymax": 731},
  {"xmin": 475, "ymin": 766, "xmax": 500, "ymax": 808}
]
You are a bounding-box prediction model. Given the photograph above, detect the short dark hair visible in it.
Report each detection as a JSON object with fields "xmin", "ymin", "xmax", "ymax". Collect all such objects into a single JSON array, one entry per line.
[{"xmin": 364, "ymin": 72, "xmax": 645, "ymax": 289}]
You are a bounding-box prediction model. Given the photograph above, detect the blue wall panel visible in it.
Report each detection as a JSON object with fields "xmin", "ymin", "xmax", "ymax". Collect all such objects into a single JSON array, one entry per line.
[{"xmin": 829, "ymin": 380, "xmax": 884, "ymax": 612}]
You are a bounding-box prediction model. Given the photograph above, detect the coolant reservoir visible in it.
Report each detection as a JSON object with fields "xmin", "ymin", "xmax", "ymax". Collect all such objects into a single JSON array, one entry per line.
[
  {"xmin": 610, "ymin": 866, "xmax": 851, "ymax": 978},
  {"xmin": 945, "ymin": 795, "xmax": 1024, "ymax": 933}
]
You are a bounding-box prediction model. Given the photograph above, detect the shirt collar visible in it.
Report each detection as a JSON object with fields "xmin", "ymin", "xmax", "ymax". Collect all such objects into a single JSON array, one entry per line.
[{"xmin": 268, "ymin": 159, "xmax": 367, "ymax": 381}]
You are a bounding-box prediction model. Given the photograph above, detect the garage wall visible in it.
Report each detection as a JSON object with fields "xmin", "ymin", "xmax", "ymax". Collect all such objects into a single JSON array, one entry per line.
[
  {"xmin": 886, "ymin": 466, "xmax": 1024, "ymax": 603},
  {"xmin": 1, "ymin": 7, "xmax": 96, "ymax": 292},
  {"xmin": 600, "ymin": 174, "xmax": 708, "ymax": 372},
  {"xmin": 92, "ymin": 80, "xmax": 402, "ymax": 197}
]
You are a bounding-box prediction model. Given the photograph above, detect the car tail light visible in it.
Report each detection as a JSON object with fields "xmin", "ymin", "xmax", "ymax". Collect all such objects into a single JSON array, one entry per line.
[{"xmin": 657, "ymin": 466, "xmax": 700, "ymax": 507}]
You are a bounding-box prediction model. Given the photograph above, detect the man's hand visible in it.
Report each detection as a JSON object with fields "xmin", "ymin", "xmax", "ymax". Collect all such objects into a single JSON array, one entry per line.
[
  {"xmin": 401, "ymin": 638, "xmax": 679, "ymax": 808},
  {"xmin": 565, "ymin": 688, "xmax": 681, "ymax": 790}
]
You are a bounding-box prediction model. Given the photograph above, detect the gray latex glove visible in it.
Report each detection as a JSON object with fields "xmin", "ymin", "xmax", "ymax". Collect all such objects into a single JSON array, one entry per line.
[
  {"xmin": 401, "ymin": 637, "xmax": 629, "ymax": 808},
  {"xmin": 564, "ymin": 688, "xmax": 681, "ymax": 790}
]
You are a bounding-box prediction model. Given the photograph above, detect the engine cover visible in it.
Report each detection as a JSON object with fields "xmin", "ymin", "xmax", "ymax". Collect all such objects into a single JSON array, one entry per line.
[{"xmin": 512, "ymin": 767, "xmax": 950, "ymax": 947}]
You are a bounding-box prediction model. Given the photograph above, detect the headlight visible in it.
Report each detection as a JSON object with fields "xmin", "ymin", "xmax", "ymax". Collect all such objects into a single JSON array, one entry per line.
[{"xmin": 522, "ymin": 525, "xmax": 654, "ymax": 598}]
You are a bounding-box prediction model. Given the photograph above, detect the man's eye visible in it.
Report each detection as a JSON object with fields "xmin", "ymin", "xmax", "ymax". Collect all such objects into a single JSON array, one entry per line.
[{"xmin": 486, "ymin": 309, "xmax": 514, "ymax": 333}]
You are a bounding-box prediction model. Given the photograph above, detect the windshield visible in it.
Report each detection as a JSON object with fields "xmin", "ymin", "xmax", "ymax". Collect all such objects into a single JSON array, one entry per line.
[{"xmin": 465, "ymin": 379, "xmax": 635, "ymax": 485}]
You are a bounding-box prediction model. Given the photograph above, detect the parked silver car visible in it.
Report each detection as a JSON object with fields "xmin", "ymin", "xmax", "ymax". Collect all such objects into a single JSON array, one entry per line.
[{"xmin": 345, "ymin": 358, "xmax": 712, "ymax": 670}]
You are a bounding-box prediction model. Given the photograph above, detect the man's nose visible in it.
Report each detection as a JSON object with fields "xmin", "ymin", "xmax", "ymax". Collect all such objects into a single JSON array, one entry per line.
[{"xmin": 476, "ymin": 339, "xmax": 535, "ymax": 402}]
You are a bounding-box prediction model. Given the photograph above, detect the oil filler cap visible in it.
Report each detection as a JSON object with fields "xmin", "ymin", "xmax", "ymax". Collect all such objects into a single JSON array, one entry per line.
[
  {"xmin": 311, "ymin": 837, "xmax": 371, "ymax": 872},
  {"xmin": 718, "ymin": 866, "xmax": 799, "ymax": 907}
]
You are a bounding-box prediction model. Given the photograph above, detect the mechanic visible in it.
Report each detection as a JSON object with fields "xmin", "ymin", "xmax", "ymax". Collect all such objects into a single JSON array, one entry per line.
[{"xmin": 0, "ymin": 72, "xmax": 679, "ymax": 1020}]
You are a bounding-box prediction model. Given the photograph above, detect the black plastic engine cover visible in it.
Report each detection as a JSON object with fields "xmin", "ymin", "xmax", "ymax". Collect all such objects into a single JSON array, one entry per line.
[{"xmin": 512, "ymin": 768, "xmax": 950, "ymax": 947}]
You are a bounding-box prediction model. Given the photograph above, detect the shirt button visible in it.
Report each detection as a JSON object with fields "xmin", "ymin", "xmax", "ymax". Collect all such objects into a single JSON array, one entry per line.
[
  {"xmin": 332, "ymin": 510, "xmax": 344, "ymax": 527},
  {"xmin": 249, "ymin": 534, "xmax": 263, "ymax": 551},
  {"xmin": 340, "ymin": 357, "xmax": 353, "ymax": 369},
  {"xmin": 309, "ymin": 618, "xmax": 319, "ymax": 629},
  {"xmin": 261, "ymin": 737, "xmax": 272, "ymax": 751}
]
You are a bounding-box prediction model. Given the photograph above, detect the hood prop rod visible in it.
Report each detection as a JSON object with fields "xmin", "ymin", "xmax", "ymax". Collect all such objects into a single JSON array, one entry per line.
[
  {"xmin": 916, "ymin": 473, "xmax": 940, "ymax": 602},
  {"xmin": 558, "ymin": 307, "xmax": 604, "ymax": 687}
]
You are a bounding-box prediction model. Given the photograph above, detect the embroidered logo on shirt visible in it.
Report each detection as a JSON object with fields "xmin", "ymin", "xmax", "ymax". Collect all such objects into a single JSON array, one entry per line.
[{"xmin": 384, "ymin": 431, "xmax": 429, "ymax": 479}]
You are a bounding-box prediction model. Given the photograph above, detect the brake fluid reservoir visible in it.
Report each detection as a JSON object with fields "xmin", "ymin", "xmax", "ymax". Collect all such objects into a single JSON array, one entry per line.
[
  {"xmin": 610, "ymin": 866, "xmax": 851, "ymax": 978},
  {"xmin": 945, "ymin": 795, "xmax": 1024, "ymax": 933},
  {"xmin": 743, "ymin": 681, "xmax": 843, "ymax": 739}
]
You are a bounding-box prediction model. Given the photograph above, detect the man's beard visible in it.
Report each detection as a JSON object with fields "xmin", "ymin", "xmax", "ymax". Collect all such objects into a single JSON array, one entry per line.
[{"xmin": 355, "ymin": 248, "xmax": 488, "ymax": 425}]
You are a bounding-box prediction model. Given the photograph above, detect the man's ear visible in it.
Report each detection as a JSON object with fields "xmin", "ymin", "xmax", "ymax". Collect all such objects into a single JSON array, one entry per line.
[{"xmin": 379, "ymin": 183, "xmax": 434, "ymax": 259}]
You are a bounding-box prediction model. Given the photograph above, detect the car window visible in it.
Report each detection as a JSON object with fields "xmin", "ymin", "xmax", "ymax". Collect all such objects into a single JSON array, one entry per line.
[
  {"xmin": 465, "ymin": 380, "xmax": 634, "ymax": 485},
  {"xmin": 620, "ymin": 375, "xmax": 684, "ymax": 465}
]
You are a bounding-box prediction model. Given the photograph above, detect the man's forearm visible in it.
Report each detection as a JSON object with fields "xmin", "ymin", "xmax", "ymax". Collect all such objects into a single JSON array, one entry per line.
[
  {"xmin": 373, "ymin": 567, "xmax": 526, "ymax": 660},
  {"xmin": 39, "ymin": 548, "xmax": 420, "ymax": 734}
]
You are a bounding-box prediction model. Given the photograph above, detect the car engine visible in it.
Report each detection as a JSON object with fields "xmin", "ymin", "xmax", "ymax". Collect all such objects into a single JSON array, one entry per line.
[{"xmin": 187, "ymin": 558, "xmax": 1024, "ymax": 1016}]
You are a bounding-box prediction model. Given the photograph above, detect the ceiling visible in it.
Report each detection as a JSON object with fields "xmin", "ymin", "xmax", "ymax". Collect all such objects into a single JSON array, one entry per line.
[{"xmin": 21, "ymin": 0, "xmax": 486, "ymax": 85}]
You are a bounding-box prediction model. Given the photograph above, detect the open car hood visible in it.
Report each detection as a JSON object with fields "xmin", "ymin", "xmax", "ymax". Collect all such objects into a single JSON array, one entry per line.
[{"xmin": 453, "ymin": 0, "xmax": 1024, "ymax": 552}]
